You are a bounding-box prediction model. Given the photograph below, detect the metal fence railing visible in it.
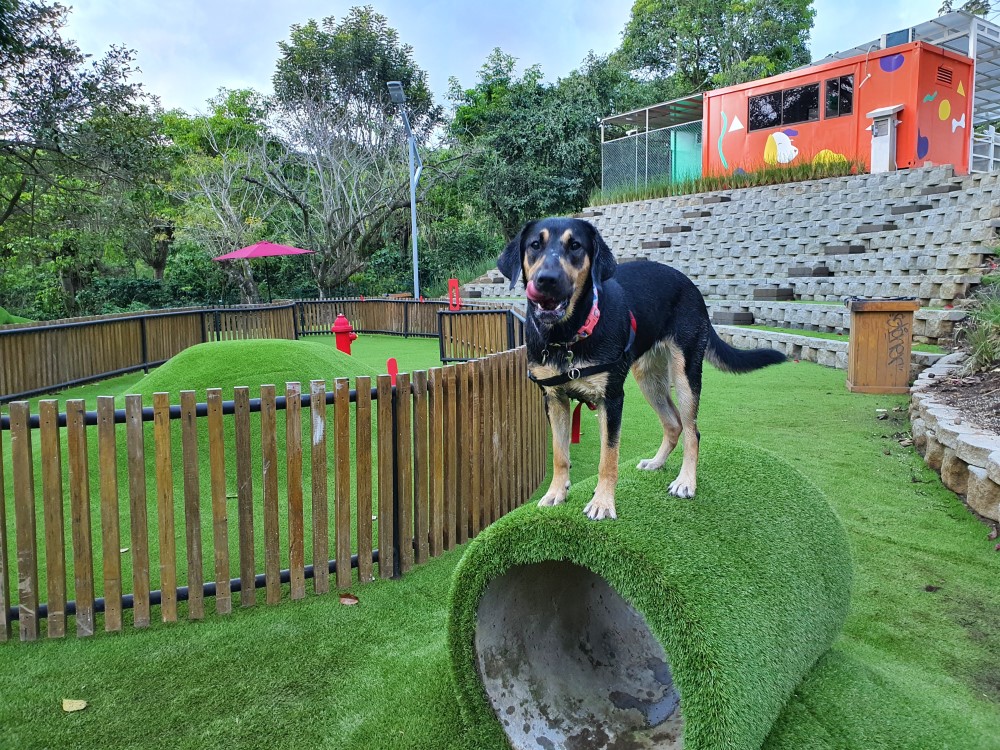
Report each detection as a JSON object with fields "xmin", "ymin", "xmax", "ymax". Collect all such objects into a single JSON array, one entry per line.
[
  {"xmin": 971, "ymin": 126, "xmax": 1000, "ymax": 174},
  {"xmin": 601, "ymin": 121, "xmax": 703, "ymax": 193}
]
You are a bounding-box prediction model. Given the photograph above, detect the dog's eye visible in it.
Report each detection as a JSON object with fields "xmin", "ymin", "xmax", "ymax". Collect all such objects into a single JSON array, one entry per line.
[
  {"xmin": 529, "ymin": 240, "xmax": 541, "ymax": 250},
  {"xmin": 570, "ymin": 240, "xmax": 582, "ymax": 251}
]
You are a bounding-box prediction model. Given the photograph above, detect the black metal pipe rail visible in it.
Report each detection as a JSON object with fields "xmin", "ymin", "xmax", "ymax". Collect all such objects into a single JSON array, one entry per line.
[
  {"xmin": 5, "ymin": 549, "xmax": 381, "ymax": 623},
  {"xmin": 0, "ymin": 385, "xmax": 394, "ymax": 431}
]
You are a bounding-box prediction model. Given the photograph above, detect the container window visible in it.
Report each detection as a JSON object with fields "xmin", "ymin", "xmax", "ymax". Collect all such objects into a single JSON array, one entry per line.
[
  {"xmin": 825, "ymin": 75, "xmax": 854, "ymax": 118},
  {"xmin": 749, "ymin": 92, "xmax": 781, "ymax": 131},
  {"xmin": 782, "ymin": 83, "xmax": 820, "ymax": 125}
]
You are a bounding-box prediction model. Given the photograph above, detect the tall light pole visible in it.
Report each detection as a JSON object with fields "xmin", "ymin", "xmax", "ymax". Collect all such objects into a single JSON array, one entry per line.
[{"xmin": 387, "ymin": 81, "xmax": 423, "ymax": 300}]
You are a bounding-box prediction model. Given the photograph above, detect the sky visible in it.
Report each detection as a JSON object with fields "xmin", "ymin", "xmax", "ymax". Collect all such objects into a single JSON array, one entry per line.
[{"xmin": 61, "ymin": 0, "xmax": 947, "ymax": 115}]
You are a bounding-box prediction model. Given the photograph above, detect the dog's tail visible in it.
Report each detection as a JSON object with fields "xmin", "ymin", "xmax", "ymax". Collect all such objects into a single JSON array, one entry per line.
[{"xmin": 706, "ymin": 326, "xmax": 786, "ymax": 373}]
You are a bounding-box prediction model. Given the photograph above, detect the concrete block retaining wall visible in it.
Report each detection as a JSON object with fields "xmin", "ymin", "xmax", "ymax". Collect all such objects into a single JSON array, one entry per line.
[
  {"xmin": 714, "ymin": 326, "xmax": 940, "ymax": 374},
  {"xmin": 910, "ymin": 353, "xmax": 1000, "ymax": 523}
]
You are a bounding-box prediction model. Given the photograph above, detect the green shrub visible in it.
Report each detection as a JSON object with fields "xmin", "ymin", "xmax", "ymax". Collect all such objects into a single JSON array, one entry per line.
[
  {"xmin": 957, "ymin": 282, "xmax": 1000, "ymax": 373},
  {"xmin": 589, "ymin": 159, "xmax": 865, "ymax": 206}
]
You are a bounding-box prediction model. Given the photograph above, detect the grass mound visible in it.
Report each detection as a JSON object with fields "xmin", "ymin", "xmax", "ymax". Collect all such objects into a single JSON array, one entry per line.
[
  {"xmin": 127, "ymin": 338, "xmax": 380, "ymax": 401},
  {"xmin": 0, "ymin": 305, "xmax": 33, "ymax": 325},
  {"xmin": 449, "ymin": 439, "xmax": 852, "ymax": 750}
]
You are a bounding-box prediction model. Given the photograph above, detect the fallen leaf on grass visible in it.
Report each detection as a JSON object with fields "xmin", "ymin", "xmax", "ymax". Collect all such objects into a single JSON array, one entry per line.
[
  {"xmin": 119, "ymin": 548, "xmax": 129, "ymax": 554},
  {"xmin": 339, "ymin": 593, "xmax": 359, "ymax": 606},
  {"xmin": 62, "ymin": 699, "xmax": 87, "ymax": 713},
  {"xmin": 988, "ymin": 527, "xmax": 998, "ymax": 541},
  {"xmin": 898, "ymin": 438, "xmax": 914, "ymax": 447}
]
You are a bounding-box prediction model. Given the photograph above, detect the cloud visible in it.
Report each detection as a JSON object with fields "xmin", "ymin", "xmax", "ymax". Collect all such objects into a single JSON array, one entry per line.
[{"xmin": 63, "ymin": 0, "xmax": 948, "ymax": 115}]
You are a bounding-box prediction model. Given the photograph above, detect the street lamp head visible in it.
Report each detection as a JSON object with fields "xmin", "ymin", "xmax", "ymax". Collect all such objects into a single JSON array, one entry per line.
[{"xmin": 387, "ymin": 81, "xmax": 407, "ymax": 104}]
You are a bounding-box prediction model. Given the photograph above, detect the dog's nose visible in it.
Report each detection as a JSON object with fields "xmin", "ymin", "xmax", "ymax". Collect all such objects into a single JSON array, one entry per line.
[{"xmin": 534, "ymin": 269, "xmax": 560, "ymax": 292}]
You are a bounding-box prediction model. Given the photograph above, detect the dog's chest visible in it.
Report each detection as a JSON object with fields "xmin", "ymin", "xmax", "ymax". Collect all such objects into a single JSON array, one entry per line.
[{"xmin": 529, "ymin": 361, "xmax": 609, "ymax": 405}]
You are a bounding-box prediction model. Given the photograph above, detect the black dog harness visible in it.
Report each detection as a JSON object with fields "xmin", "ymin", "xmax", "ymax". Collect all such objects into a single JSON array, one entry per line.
[{"xmin": 528, "ymin": 288, "xmax": 637, "ymax": 388}]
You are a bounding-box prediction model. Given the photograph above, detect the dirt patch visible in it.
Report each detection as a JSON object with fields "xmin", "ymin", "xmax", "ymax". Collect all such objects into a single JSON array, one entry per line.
[{"xmin": 923, "ymin": 368, "xmax": 1000, "ymax": 436}]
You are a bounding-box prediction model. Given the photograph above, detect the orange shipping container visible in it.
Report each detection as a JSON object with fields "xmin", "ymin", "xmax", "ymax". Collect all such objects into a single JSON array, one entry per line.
[{"xmin": 702, "ymin": 42, "xmax": 974, "ymax": 176}]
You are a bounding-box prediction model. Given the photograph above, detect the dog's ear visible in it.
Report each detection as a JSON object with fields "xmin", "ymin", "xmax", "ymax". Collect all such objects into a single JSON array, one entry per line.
[
  {"xmin": 497, "ymin": 222, "xmax": 531, "ymax": 290},
  {"xmin": 590, "ymin": 226, "xmax": 617, "ymax": 285}
]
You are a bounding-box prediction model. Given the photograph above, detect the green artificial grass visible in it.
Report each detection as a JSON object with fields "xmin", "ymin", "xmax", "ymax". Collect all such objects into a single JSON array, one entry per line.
[
  {"xmin": 1, "ymin": 354, "xmax": 998, "ymax": 749},
  {"xmin": 448, "ymin": 440, "xmax": 852, "ymax": 750},
  {"xmin": 1, "ymin": 338, "xmax": 385, "ymax": 611},
  {"xmin": 128, "ymin": 338, "xmax": 380, "ymax": 401},
  {"xmin": 0, "ymin": 306, "xmax": 33, "ymax": 325}
]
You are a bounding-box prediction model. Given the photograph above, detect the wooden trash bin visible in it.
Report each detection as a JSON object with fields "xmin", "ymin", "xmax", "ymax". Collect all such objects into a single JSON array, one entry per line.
[{"xmin": 846, "ymin": 298, "xmax": 920, "ymax": 394}]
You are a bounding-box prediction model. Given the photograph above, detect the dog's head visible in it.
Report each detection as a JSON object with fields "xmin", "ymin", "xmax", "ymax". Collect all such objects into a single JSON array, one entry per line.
[{"xmin": 497, "ymin": 218, "xmax": 617, "ymax": 326}]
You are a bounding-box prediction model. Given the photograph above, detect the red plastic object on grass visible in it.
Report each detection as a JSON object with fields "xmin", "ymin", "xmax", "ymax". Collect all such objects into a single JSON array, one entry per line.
[
  {"xmin": 448, "ymin": 278, "xmax": 461, "ymax": 311},
  {"xmin": 331, "ymin": 314, "xmax": 358, "ymax": 355},
  {"xmin": 571, "ymin": 401, "xmax": 597, "ymax": 444},
  {"xmin": 386, "ymin": 357, "xmax": 399, "ymax": 387}
]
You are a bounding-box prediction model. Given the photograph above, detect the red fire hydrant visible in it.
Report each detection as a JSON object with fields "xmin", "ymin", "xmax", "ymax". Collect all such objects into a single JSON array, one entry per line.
[{"xmin": 331, "ymin": 314, "xmax": 358, "ymax": 355}]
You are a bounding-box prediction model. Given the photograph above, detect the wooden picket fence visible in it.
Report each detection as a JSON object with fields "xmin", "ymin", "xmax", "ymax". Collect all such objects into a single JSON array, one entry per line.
[
  {"xmin": 438, "ymin": 309, "xmax": 525, "ymax": 363},
  {"xmin": 0, "ymin": 299, "xmax": 519, "ymax": 403},
  {"xmin": 0, "ymin": 304, "xmax": 299, "ymax": 402},
  {"xmin": 0, "ymin": 336, "xmax": 546, "ymax": 642}
]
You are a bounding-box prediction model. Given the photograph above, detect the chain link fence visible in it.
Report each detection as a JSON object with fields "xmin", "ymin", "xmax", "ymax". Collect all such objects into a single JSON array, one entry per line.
[{"xmin": 601, "ymin": 121, "xmax": 703, "ymax": 193}]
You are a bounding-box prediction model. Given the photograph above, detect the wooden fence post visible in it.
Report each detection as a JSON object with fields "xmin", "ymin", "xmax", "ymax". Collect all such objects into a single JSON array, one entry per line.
[
  {"xmin": 97, "ymin": 397, "xmax": 123, "ymax": 632},
  {"xmin": 395, "ymin": 372, "xmax": 413, "ymax": 575},
  {"xmin": 310, "ymin": 380, "xmax": 330, "ymax": 595},
  {"xmin": 125, "ymin": 394, "xmax": 151, "ymax": 629},
  {"xmin": 261, "ymin": 384, "xmax": 281, "ymax": 605},
  {"xmin": 233, "ymin": 387, "xmax": 254, "ymax": 608},
  {"xmin": 377, "ymin": 374, "xmax": 395, "ymax": 579},
  {"xmin": 207, "ymin": 388, "xmax": 231, "ymax": 614},
  {"xmin": 355, "ymin": 376, "xmax": 374, "ymax": 584},
  {"xmin": 39, "ymin": 400, "xmax": 66, "ymax": 637},
  {"xmin": 180, "ymin": 391, "xmax": 205, "ymax": 619},
  {"xmin": 335, "ymin": 377, "xmax": 352, "ymax": 589},
  {"xmin": 153, "ymin": 393, "xmax": 177, "ymax": 623},
  {"xmin": 67, "ymin": 399, "xmax": 96, "ymax": 636},
  {"xmin": 9, "ymin": 402, "xmax": 39, "ymax": 641},
  {"xmin": 286, "ymin": 382, "xmax": 305, "ymax": 600}
]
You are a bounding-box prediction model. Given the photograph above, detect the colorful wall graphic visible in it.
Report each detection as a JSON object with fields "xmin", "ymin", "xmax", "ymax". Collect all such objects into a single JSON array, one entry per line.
[{"xmin": 703, "ymin": 41, "xmax": 974, "ymax": 176}]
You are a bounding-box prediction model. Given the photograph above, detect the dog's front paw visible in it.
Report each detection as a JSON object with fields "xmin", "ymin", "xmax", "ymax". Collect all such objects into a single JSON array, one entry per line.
[
  {"xmin": 538, "ymin": 484, "xmax": 569, "ymax": 507},
  {"xmin": 668, "ymin": 473, "xmax": 696, "ymax": 499},
  {"xmin": 636, "ymin": 457, "xmax": 665, "ymax": 471},
  {"xmin": 583, "ymin": 492, "xmax": 617, "ymax": 521}
]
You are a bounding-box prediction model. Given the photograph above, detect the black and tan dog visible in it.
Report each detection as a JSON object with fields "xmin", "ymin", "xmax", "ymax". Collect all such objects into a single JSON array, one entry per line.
[{"xmin": 498, "ymin": 217, "xmax": 785, "ymax": 520}]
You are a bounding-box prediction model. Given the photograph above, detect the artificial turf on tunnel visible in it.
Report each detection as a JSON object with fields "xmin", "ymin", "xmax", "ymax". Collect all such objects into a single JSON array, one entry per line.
[{"xmin": 449, "ymin": 439, "xmax": 853, "ymax": 750}]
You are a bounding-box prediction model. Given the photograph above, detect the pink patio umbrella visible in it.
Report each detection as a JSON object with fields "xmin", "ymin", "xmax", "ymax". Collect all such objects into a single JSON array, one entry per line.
[{"xmin": 212, "ymin": 241, "xmax": 314, "ymax": 302}]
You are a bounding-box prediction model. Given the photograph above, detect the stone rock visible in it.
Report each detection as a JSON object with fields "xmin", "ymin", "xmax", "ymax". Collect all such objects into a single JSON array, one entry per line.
[
  {"xmin": 911, "ymin": 418, "xmax": 927, "ymax": 454},
  {"xmin": 956, "ymin": 434, "xmax": 1000, "ymax": 469},
  {"xmin": 988, "ymin": 450, "xmax": 1000, "ymax": 486},
  {"xmin": 966, "ymin": 466, "xmax": 1000, "ymax": 522},
  {"xmin": 940, "ymin": 448, "xmax": 969, "ymax": 495},
  {"xmin": 925, "ymin": 432, "xmax": 944, "ymax": 472}
]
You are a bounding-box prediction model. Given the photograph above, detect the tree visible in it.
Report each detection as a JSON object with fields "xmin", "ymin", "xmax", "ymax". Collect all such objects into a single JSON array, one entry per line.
[
  {"xmin": 939, "ymin": 0, "xmax": 993, "ymax": 14},
  {"xmin": 449, "ymin": 50, "xmax": 601, "ymax": 238},
  {"xmin": 251, "ymin": 7, "xmax": 445, "ymax": 294},
  {"xmin": 0, "ymin": 0, "xmax": 158, "ymax": 230},
  {"xmin": 618, "ymin": 0, "xmax": 815, "ymax": 92},
  {"xmin": 167, "ymin": 94, "xmax": 278, "ymax": 303}
]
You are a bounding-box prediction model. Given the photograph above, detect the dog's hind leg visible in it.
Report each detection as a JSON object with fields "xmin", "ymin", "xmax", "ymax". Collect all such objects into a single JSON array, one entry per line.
[
  {"xmin": 667, "ymin": 344, "xmax": 703, "ymax": 499},
  {"xmin": 632, "ymin": 345, "xmax": 682, "ymax": 472},
  {"xmin": 538, "ymin": 390, "xmax": 572, "ymax": 507}
]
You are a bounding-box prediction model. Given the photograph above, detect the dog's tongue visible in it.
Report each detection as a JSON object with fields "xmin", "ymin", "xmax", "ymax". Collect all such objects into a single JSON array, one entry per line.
[{"xmin": 526, "ymin": 280, "xmax": 549, "ymax": 304}]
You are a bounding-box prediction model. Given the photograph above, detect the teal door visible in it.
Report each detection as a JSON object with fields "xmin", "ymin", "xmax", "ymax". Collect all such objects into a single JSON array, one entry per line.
[{"xmin": 671, "ymin": 127, "xmax": 702, "ymax": 182}]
